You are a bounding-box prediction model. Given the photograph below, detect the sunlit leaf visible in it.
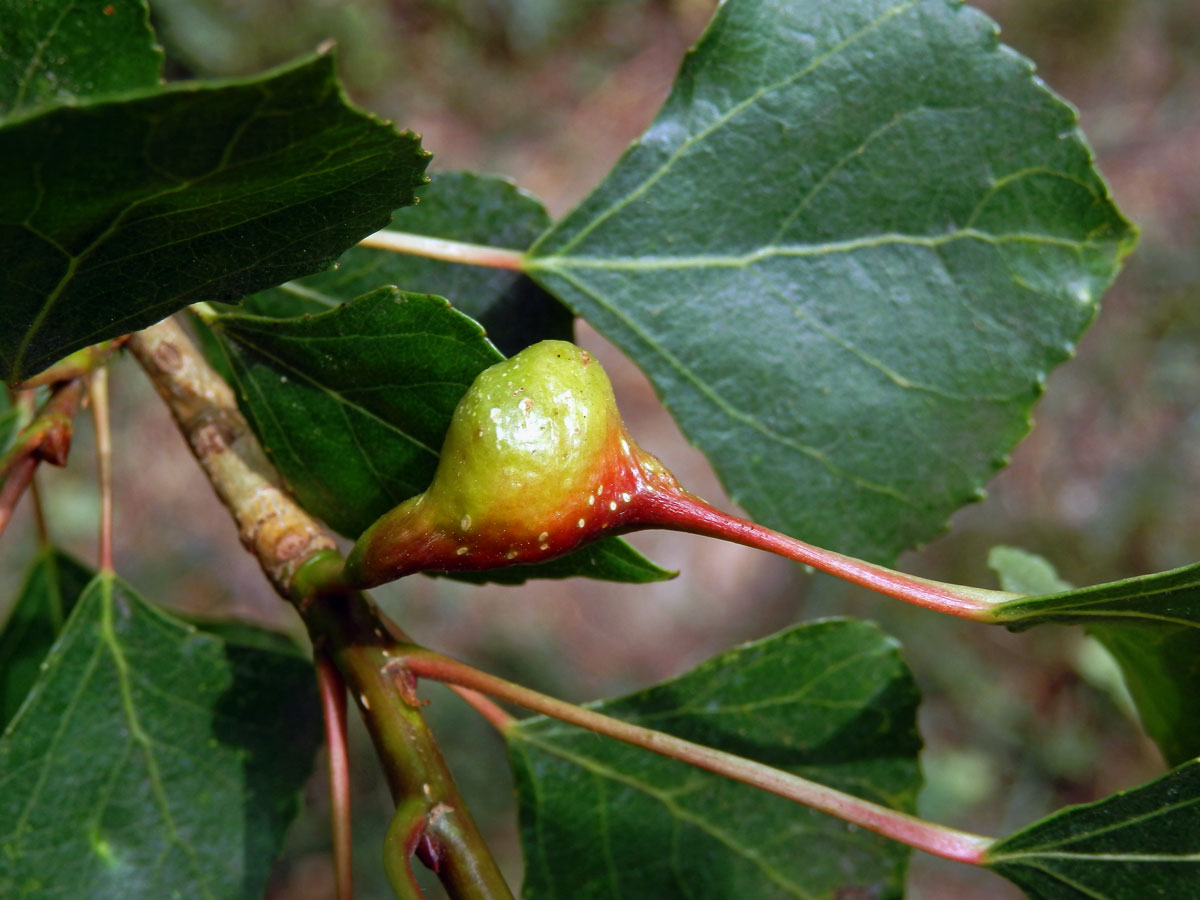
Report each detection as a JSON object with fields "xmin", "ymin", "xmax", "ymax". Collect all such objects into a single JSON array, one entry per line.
[{"xmin": 527, "ymin": 0, "xmax": 1135, "ymax": 562}]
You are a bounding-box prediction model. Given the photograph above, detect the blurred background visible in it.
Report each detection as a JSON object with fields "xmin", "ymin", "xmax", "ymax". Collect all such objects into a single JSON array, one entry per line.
[{"xmin": 3, "ymin": 0, "xmax": 1199, "ymax": 897}]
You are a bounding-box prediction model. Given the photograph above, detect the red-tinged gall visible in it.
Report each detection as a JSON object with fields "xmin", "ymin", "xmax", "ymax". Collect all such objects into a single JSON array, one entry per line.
[{"xmin": 342, "ymin": 340, "xmax": 682, "ymax": 586}]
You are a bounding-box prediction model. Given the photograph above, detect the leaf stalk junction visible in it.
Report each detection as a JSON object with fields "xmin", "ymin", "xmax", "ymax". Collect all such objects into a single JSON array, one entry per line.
[{"xmin": 358, "ymin": 230, "xmax": 526, "ymax": 270}]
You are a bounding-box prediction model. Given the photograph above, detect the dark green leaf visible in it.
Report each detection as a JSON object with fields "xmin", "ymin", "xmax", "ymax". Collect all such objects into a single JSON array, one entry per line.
[
  {"xmin": 0, "ymin": 0, "xmax": 161, "ymax": 119},
  {"xmin": 990, "ymin": 559, "xmax": 1200, "ymax": 630},
  {"xmin": 244, "ymin": 171, "xmax": 573, "ymax": 355},
  {"xmin": 0, "ymin": 573, "xmax": 321, "ymax": 900},
  {"xmin": 527, "ymin": 0, "xmax": 1135, "ymax": 563},
  {"xmin": 211, "ymin": 288, "xmax": 671, "ymax": 583},
  {"xmin": 0, "ymin": 546, "xmax": 92, "ymax": 728},
  {"xmin": 507, "ymin": 618, "xmax": 921, "ymax": 900},
  {"xmin": 985, "ymin": 759, "xmax": 1200, "ymax": 899},
  {"xmin": 0, "ymin": 53, "xmax": 428, "ymax": 384},
  {"xmin": 988, "ymin": 547, "xmax": 1200, "ymax": 767}
]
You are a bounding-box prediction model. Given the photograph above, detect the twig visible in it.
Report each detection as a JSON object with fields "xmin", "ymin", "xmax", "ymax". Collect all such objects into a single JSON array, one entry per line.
[
  {"xmin": 127, "ymin": 318, "xmax": 513, "ymax": 900},
  {"xmin": 404, "ymin": 648, "xmax": 996, "ymax": 866}
]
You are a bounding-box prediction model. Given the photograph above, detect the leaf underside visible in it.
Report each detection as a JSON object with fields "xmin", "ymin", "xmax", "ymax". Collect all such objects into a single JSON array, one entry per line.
[
  {"xmin": 528, "ymin": 0, "xmax": 1135, "ymax": 563},
  {"xmin": 0, "ymin": 574, "xmax": 321, "ymax": 900},
  {"xmin": 508, "ymin": 618, "xmax": 922, "ymax": 900}
]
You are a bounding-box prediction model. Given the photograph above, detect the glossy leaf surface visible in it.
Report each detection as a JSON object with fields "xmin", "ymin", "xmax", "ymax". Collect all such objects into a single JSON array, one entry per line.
[
  {"xmin": 989, "ymin": 546, "xmax": 1200, "ymax": 766},
  {"xmin": 0, "ymin": 574, "xmax": 321, "ymax": 899},
  {"xmin": 0, "ymin": 0, "xmax": 160, "ymax": 118},
  {"xmin": 0, "ymin": 547, "xmax": 92, "ymax": 728},
  {"xmin": 244, "ymin": 172, "xmax": 572, "ymax": 355},
  {"xmin": 527, "ymin": 0, "xmax": 1135, "ymax": 562},
  {"xmin": 507, "ymin": 618, "xmax": 921, "ymax": 899},
  {"xmin": 211, "ymin": 289, "xmax": 671, "ymax": 583},
  {"xmin": 986, "ymin": 759, "xmax": 1200, "ymax": 899},
  {"xmin": 0, "ymin": 54, "xmax": 428, "ymax": 383}
]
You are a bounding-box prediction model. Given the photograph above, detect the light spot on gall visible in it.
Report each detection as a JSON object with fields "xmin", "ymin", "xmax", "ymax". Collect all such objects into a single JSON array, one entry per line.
[
  {"xmin": 456, "ymin": 546, "xmax": 469, "ymax": 556},
  {"xmin": 537, "ymin": 532, "xmax": 549, "ymax": 542},
  {"xmin": 577, "ymin": 518, "xmax": 586, "ymax": 528}
]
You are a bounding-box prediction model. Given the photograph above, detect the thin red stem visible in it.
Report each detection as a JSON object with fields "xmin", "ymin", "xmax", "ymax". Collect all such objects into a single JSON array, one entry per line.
[
  {"xmin": 317, "ymin": 654, "xmax": 354, "ymax": 900},
  {"xmin": 447, "ymin": 684, "xmax": 516, "ymax": 732},
  {"xmin": 404, "ymin": 650, "xmax": 995, "ymax": 866},
  {"xmin": 0, "ymin": 456, "xmax": 37, "ymax": 539},
  {"xmin": 0, "ymin": 380, "xmax": 85, "ymax": 539},
  {"xmin": 90, "ymin": 368, "xmax": 114, "ymax": 572},
  {"xmin": 636, "ymin": 489, "xmax": 1016, "ymax": 621}
]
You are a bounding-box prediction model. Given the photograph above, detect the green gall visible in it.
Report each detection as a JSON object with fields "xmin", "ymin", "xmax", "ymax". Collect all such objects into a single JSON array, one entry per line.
[{"xmin": 342, "ymin": 341, "xmax": 680, "ymax": 587}]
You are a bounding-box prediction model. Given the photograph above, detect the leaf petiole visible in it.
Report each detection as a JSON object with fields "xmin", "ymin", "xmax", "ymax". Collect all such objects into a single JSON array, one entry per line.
[
  {"xmin": 402, "ymin": 647, "xmax": 996, "ymax": 866},
  {"xmin": 638, "ymin": 487, "xmax": 1022, "ymax": 621},
  {"xmin": 357, "ymin": 230, "xmax": 527, "ymax": 270}
]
